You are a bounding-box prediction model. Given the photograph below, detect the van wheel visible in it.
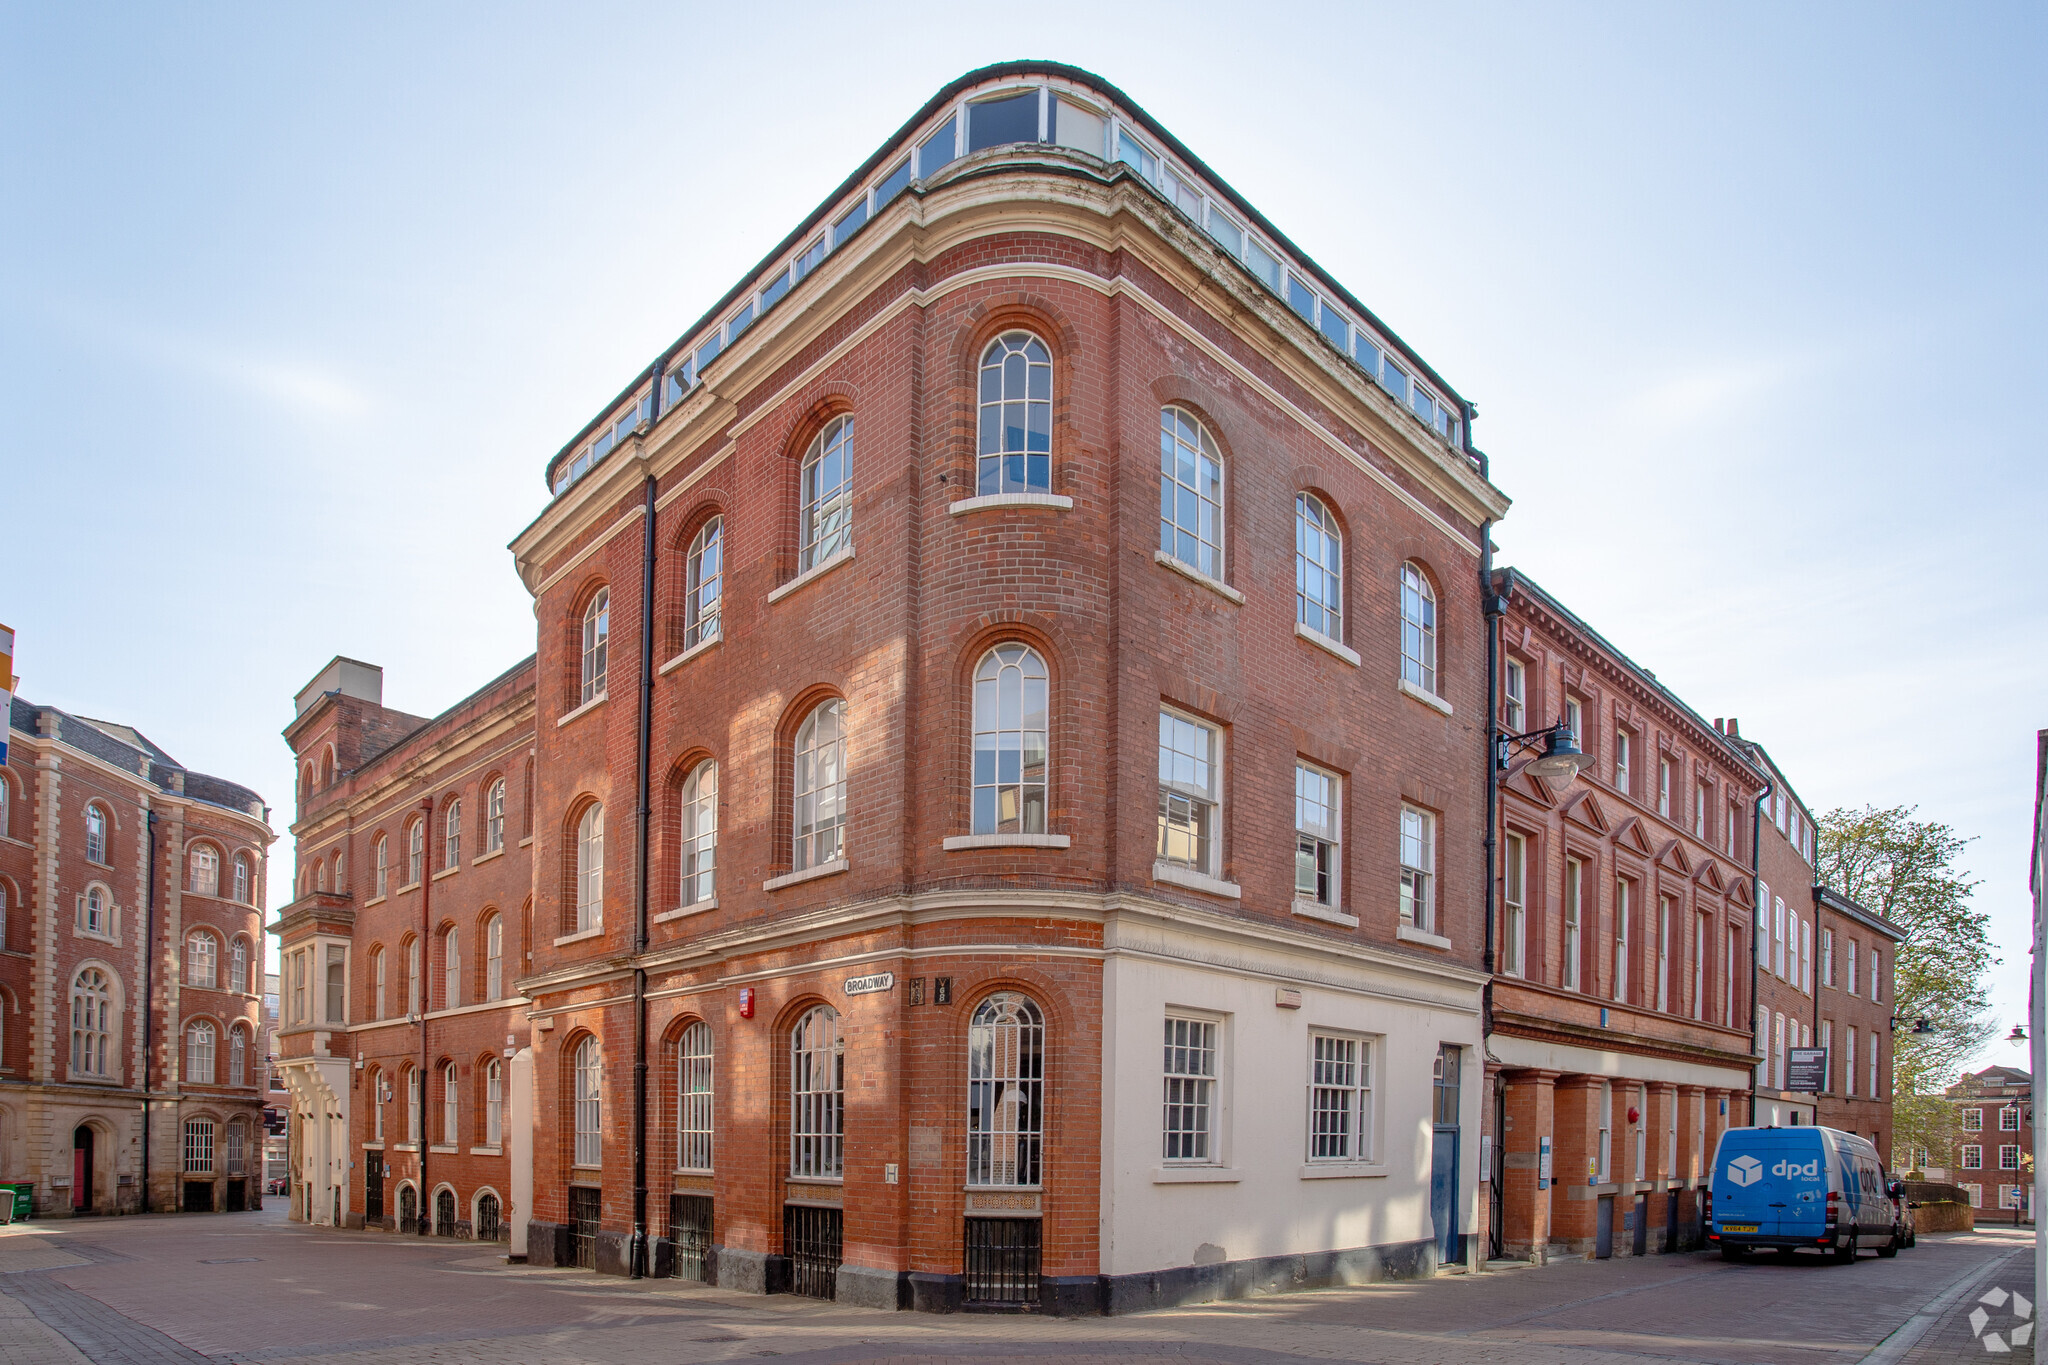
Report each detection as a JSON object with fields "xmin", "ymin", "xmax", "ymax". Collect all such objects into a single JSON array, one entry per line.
[
  {"xmin": 1720, "ymin": 1244, "xmax": 1744, "ymax": 1261},
  {"xmin": 1879, "ymin": 1232, "xmax": 1900, "ymax": 1258},
  {"xmin": 1834, "ymin": 1232, "xmax": 1857, "ymax": 1264}
]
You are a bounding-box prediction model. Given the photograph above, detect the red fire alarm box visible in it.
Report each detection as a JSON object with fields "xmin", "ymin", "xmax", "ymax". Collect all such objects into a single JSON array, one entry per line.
[{"xmin": 738, "ymin": 986, "xmax": 755, "ymax": 1018}]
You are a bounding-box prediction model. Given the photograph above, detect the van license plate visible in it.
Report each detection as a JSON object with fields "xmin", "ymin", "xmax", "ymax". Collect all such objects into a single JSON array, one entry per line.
[{"xmin": 1721, "ymin": 1223, "xmax": 1758, "ymax": 1233}]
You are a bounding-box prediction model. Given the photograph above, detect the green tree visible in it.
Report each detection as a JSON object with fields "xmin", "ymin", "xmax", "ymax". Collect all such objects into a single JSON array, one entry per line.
[{"xmin": 1817, "ymin": 805, "xmax": 1997, "ymax": 1170}]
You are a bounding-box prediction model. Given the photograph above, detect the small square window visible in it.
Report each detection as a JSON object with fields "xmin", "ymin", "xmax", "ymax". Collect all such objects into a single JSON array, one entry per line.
[
  {"xmin": 1353, "ymin": 334, "xmax": 1382, "ymax": 380},
  {"xmin": 874, "ymin": 157, "xmax": 913, "ymax": 211},
  {"xmin": 1285, "ymin": 274, "xmax": 1318, "ymax": 324},
  {"xmin": 1204, "ymin": 209, "xmax": 1242, "ymax": 256},
  {"xmin": 793, "ymin": 237, "xmax": 825, "ymax": 281},
  {"xmin": 832, "ymin": 198, "xmax": 868, "ymax": 245},
  {"xmin": 1380, "ymin": 363, "xmax": 1410, "ymax": 404},
  {"xmin": 758, "ymin": 268, "xmax": 792, "ymax": 314},
  {"xmin": 1116, "ymin": 126, "xmax": 1157, "ymax": 179},
  {"xmin": 918, "ymin": 115, "xmax": 959, "ymax": 177},
  {"xmin": 1244, "ymin": 238, "xmax": 1281, "ymax": 293},
  {"xmin": 726, "ymin": 300, "xmax": 755, "ymax": 341},
  {"xmin": 1318, "ymin": 304, "xmax": 1349, "ymax": 351}
]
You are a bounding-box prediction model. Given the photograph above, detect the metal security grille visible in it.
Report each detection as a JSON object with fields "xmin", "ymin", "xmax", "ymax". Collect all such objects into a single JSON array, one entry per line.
[
  {"xmin": 569, "ymin": 1186, "xmax": 601, "ymax": 1269},
  {"xmin": 669, "ymin": 1194, "xmax": 713, "ymax": 1282},
  {"xmin": 783, "ymin": 1205, "xmax": 841, "ymax": 1299},
  {"xmin": 435, "ymin": 1188, "xmax": 456, "ymax": 1237},
  {"xmin": 964, "ymin": 1217, "xmax": 1041, "ymax": 1306},
  {"xmin": 365, "ymin": 1162, "xmax": 384, "ymax": 1223},
  {"xmin": 968, "ymin": 993, "xmax": 1044, "ymax": 1187},
  {"xmin": 397, "ymin": 1184, "xmax": 417, "ymax": 1233},
  {"xmin": 477, "ymin": 1192, "xmax": 501, "ymax": 1241}
]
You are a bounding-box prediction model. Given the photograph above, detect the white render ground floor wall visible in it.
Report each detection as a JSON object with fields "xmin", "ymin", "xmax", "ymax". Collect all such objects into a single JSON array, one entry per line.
[
  {"xmin": 0, "ymin": 1086, "xmax": 267, "ymax": 1217},
  {"xmin": 1097, "ymin": 905, "xmax": 1486, "ymax": 1311}
]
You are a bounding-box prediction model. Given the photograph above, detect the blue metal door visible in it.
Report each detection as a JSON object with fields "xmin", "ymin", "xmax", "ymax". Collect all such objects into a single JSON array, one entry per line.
[{"xmin": 1431, "ymin": 1128, "xmax": 1460, "ymax": 1264}]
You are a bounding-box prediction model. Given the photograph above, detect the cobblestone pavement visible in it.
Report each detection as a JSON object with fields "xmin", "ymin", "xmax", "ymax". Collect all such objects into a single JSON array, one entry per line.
[{"xmin": 0, "ymin": 1210, "xmax": 2032, "ymax": 1364}]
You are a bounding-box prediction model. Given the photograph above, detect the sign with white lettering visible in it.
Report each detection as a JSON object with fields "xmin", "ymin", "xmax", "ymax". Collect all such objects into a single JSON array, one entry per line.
[
  {"xmin": 844, "ymin": 971, "xmax": 895, "ymax": 997},
  {"xmin": 1788, "ymin": 1047, "xmax": 1828, "ymax": 1093}
]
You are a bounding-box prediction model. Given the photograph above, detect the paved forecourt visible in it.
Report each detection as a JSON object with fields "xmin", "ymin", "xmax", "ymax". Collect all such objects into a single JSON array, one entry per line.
[{"xmin": 0, "ymin": 1208, "xmax": 2030, "ymax": 1364}]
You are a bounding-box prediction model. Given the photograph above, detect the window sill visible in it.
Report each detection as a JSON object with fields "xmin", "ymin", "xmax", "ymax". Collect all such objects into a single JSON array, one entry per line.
[
  {"xmin": 1153, "ymin": 550, "xmax": 1244, "ymax": 604},
  {"xmin": 942, "ymin": 833, "xmax": 1072, "ymax": 851},
  {"xmin": 1399, "ymin": 678, "xmax": 1453, "ymax": 716},
  {"xmin": 363, "ymin": 895, "xmax": 386, "ymax": 908},
  {"xmin": 556, "ymin": 693, "xmax": 607, "ymax": 729},
  {"xmin": 395, "ymin": 882, "xmax": 421, "ymax": 897},
  {"xmin": 1151, "ymin": 1167, "xmax": 1240, "ymax": 1184},
  {"xmin": 552, "ymin": 926, "xmax": 604, "ymax": 947},
  {"xmin": 432, "ymin": 864, "xmax": 460, "ymax": 882},
  {"xmin": 473, "ymin": 847, "xmax": 505, "ymax": 867},
  {"xmin": 769, "ymin": 545, "xmax": 854, "ymax": 604},
  {"xmin": 1152, "ymin": 861, "xmax": 1242, "ymax": 900},
  {"xmin": 1292, "ymin": 898, "xmax": 1359, "ymax": 928},
  {"xmin": 659, "ymin": 633, "xmax": 721, "ymax": 675},
  {"xmin": 1299, "ymin": 1163, "xmax": 1389, "ymax": 1180},
  {"xmin": 392, "ymin": 1143, "xmax": 419, "ymax": 1153},
  {"xmin": 518, "ymin": 835, "xmax": 534, "ymax": 848},
  {"xmin": 653, "ymin": 900, "xmax": 717, "ymax": 923},
  {"xmin": 949, "ymin": 492, "xmax": 1073, "ymax": 515},
  {"xmin": 1397, "ymin": 923, "xmax": 1453, "ymax": 951},
  {"xmin": 74, "ymin": 928, "xmax": 121, "ymax": 947},
  {"xmin": 362, "ymin": 1141, "xmax": 384, "ymax": 1151},
  {"xmin": 1294, "ymin": 622, "xmax": 1360, "ymax": 667},
  {"xmin": 764, "ymin": 859, "xmax": 848, "ymax": 892},
  {"xmin": 470, "ymin": 1145, "xmax": 503, "ymax": 1157},
  {"xmin": 429, "ymin": 1144, "xmax": 458, "ymax": 1155}
]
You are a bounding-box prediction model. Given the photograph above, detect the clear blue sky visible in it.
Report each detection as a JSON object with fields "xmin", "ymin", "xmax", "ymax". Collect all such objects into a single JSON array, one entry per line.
[{"xmin": 5, "ymin": 4, "xmax": 2041, "ymax": 1068}]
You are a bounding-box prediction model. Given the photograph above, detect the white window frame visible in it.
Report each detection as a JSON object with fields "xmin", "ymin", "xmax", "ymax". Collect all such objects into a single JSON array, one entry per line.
[
  {"xmin": 484, "ymin": 915, "xmax": 503, "ymax": 1001},
  {"xmin": 1962, "ymin": 1144, "xmax": 1983, "ymax": 1170},
  {"xmin": 573, "ymin": 1036, "xmax": 602, "ymax": 1168},
  {"xmin": 485, "ymin": 1058, "xmax": 504, "ymax": 1147},
  {"xmin": 1596, "ymin": 1081, "xmax": 1613, "ymax": 1184},
  {"xmin": 685, "ymin": 517, "xmax": 723, "ymax": 650},
  {"xmin": 580, "ymin": 589, "xmax": 609, "ymax": 704},
  {"xmin": 1306, "ymin": 1030, "xmax": 1374, "ymax": 1164},
  {"xmin": 1502, "ymin": 831, "xmax": 1526, "ymax": 977},
  {"xmin": 2001, "ymin": 1106, "xmax": 2022, "ymax": 1133},
  {"xmin": 442, "ymin": 1060, "xmax": 459, "ymax": 1145},
  {"xmin": 1399, "ymin": 805, "xmax": 1436, "ymax": 933},
  {"xmin": 1564, "ymin": 856, "xmax": 1585, "ymax": 991},
  {"xmin": 185, "ymin": 1020, "xmax": 216, "ymax": 1084},
  {"xmin": 971, "ymin": 646, "xmax": 1050, "ymax": 837},
  {"xmin": 229, "ymin": 1025, "xmax": 247, "ymax": 1087},
  {"xmin": 1658, "ymin": 759, "xmax": 1671, "ymax": 818},
  {"xmin": 1613, "ymin": 878, "xmax": 1631, "ymax": 1002},
  {"xmin": 85, "ymin": 804, "xmax": 108, "ymax": 864},
  {"xmin": 1503, "ymin": 658, "xmax": 1526, "ymax": 732},
  {"xmin": 678, "ymin": 1022, "xmax": 713, "ymax": 1173},
  {"xmin": 375, "ymin": 835, "xmax": 389, "ymax": 896},
  {"xmin": 1155, "ymin": 708, "xmax": 1220, "ymax": 878},
  {"xmin": 1294, "ymin": 493, "xmax": 1342, "ymax": 640},
  {"xmin": 1294, "ymin": 763, "xmax": 1341, "ymax": 910},
  {"xmin": 443, "ymin": 800, "xmax": 461, "ymax": 870},
  {"xmin": 793, "ymin": 701, "xmax": 847, "ymax": 872},
  {"xmin": 486, "ymin": 779, "xmax": 506, "ymax": 853},
  {"xmin": 186, "ymin": 931, "xmax": 218, "ymax": 989},
  {"xmin": 1614, "ymin": 729, "xmax": 1631, "ymax": 797},
  {"xmin": 1846, "ymin": 1027, "xmax": 1857, "ymax": 1097},
  {"xmin": 789, "ymin": 1006, "xmax": 844, "ymax": 1179},
  {"xmin": 1656, "ymin": 894, "xmax": 1671, "ymax": 1012},
  {"xmin": 799, "ymin": 416, "xmax": 854, "ymax": 573},
  {"xmin": 967, "ymin": 992, "xmax": 1045, "ymax": 1187},
  {"xmin": 575, "ymin": 802, "xmax": 604, "ymax": 932},
  {"xmin": 1400, "ymin": 563, "xmax": 1438, "ymax": 694},
  {"xmin": 977, "ymin": 333, "xmax": 1054, "ymax": 496},
  {"xmin": 1158, "ymin": 406, "xmax": 1224, "ymax": 581},
  {"xmin": 407, "ymin": 819, "xmax": 424, "ymax": 887},
  {"xmin": 442, "ymin": 927, "xmax": 461, "ymax": 1009},
  {"xmin": 1162, "ymin": 1013, "xmax": 1221, "ymax": 1164}
]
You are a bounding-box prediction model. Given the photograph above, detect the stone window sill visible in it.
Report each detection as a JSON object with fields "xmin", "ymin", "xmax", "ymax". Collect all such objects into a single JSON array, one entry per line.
[
  {"xmin": 553, "ymin": 925, "xmax": 604, "ymax": 947},
  {"xmin": 556, "ymin": 692, "xmax": 607, "ymax": 728},
  {"xmin": 1153, "ymin": 550, "xmax": 1244, "ymax": 604},
  {"xmin": 1152, "ymin": 861, "xmax": 1242, "ymax": 900},
  {"xmin": 1397, "ymin": 922, "xmax": 1453, "ymax": 951},
  {"xmin": 470, "ymin": 1145, "xmax": 502, "ymax": 1157},
  {"xmin": 362, "ymin": 1141, "xmax": 384, "ymax": 1151},
  {"xmin": 653, "ymin": 900, "xmax": 716, "ymax": 923},
  {"xmin": 395, "ymin": 882, "xmax": 421, "ymax": 897},
  {"xmin": 392, "ymin": 1143, "xmax": 419, "ymax": 1153},
  {"xmin": 363, "ymin": 894, "xmax": 386, "ymax": 908},
  {"xmin": 763, "ymin": 859, "xmax": 848, "ymax": 892},
  {"xmin": 769, "ymin": 545, "xmax": 854, "ymax": 604},
  {"xmin": 659, "ymin": 633, "xmax": 721, "ymax": 675},
  {"xmin": 432, "ymin": 864, "xmax": 460, "ymax": 882},
  {"xmin": 518, "ymin": 835, "xmax": 534, "ymax": 848},
  {"xmin": 1292, "ymin": 898, "xmax": 1359, "ymax": 928},
  {"xmin": 1299, "ymin": 1163, "xmax": 1388, "ymax": 1180},
  {"xmin": 473, "ymin": 847, "xmax": 505, "ymax": 867},
  {"xmin": 949, "ymin": 493, "xmax": 1073, "ymax": 515},
  {"xmin": 941, "ymin": 833, "xmax": 1071, "ymax": 851},
  {"xmin": 1399, "ymin": 678, "xmax": 1453, "ymax": 716},
  {"xmin": 1295, "ymin": 622, "xmax": 1360, "ymax": 667},
  {"xmin": 429, "ymin": 1144, "xmax": 458, "ymax": 1155},
  {"xmin": 1151, "ymin": 1167, "xmax": 1240, "ymax": 1184}
]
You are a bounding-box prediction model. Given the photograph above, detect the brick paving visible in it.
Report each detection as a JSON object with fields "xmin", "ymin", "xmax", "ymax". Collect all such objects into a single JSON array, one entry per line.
[{"xmin": 0, "ymin": 1208, "xmax": 2032, "ymax": 1364}]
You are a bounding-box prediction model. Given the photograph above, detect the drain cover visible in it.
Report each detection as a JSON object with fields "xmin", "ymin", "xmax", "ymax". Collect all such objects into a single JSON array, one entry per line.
[{"xmin": 200, "ymin": 1257, "xmax": 262, "ymax": 1264}]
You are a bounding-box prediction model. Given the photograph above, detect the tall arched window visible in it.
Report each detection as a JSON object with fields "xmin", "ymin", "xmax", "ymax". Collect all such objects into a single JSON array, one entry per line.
[
  {"xmin": 442, "ymin": 926, "xmax": 461, "ymax": 1008},
  {"xmin": 79, "ymin": 885, "xmax": 109, "ymax": 935},
  {"xmin": 574, "ymin": 803, "xmax": 604, "ymax": 933},
  {"xmin": 375, "ymin": 835, "xmax": 389, "ymax": 896},
  {"xmin": 442, "ymin": 1060, "xmax": 459, "ymax": 1144},
  {"xmin": 484, "ymin": 914, "xmax": 503, "ymax": 1001},
  {"xmin": 685, "ymin": 517, "xmax": 723, "ymax": 649},
  {"xmin": 1159, "ymin": 406, "xmax": 1224, "ymax": 579},
  {"xmin": 329, "ymin": 850, "xmax": 342, "ymax": 891},
  {"xmin": 678, "ymin": 1021, "xmax": 714, "ymax": 1172},
  {"xmin": 581, "ymin": 589, "xmax": 610, "ymax": 703},
  {"xmin": 443, "ymin": 800, "xmax": 462, "ymax": 870},
  {"xmin": 186, "ymin": 1020, "xmax": 216, "ymax": 1084},
  {"xmin": 229, "ymin": 1025, "xmax": 248, "ymax": 1086},
  {"xmin": 978, "ymin": 332, "xmax": 1052, "ymax": 494},
  {"xmin": 680, "ymin": 763, "xmax": 717, "ymax": 907},
  {"xmin": 484, "ymin": 1058, "xmax": 504, "ymax": 1145},
  {"xmin": 226, "ymin": 1118, "xmax": 248, "ymax": 1176},
  {"xmin": 406, "ymin": 820, "xmax": 424, "ymax": 886},
  {"xmin": 316, "ymin": 860, "xmax": 328, "ymax": 892},
  {"xmin": 971, "ymin": 645, "xmax": 1048, "ymax": 836},
  {"xmin": 85, "ymin": 804, "xmax": 108, "ymax": 864},
  {"xmin": 1400, "ymin": 562, "xmax": 1438, "ymax": 694},
  {"xmin": 573, "ymin": 1036, "xmax": 602, "ymax": 1167},
  {"xmin": 790, "ymin": 1006, "xmax": 844, "ymax": 1178},
  {"xmin": 370, "ymin": 946, "xmax": 387, "ymax": 1019},
  {"xmin": 70, "ymin": 967, "xmax": 113, "ymax": 1078},
  {"xmin": 186, "ymin": 931, "xmax": 218, "ymax": 989},
  {"xmin": 486, "ymin": 779, "xmax": 506, "ymax": 853},
  {"xmin": 799, "ymin": 416, "xmax": 853, "ymax": 572},
  {"xmin": 233, "ymin": 854, "xmax": 252, "ymax": 904},
  {"xmin": 793, "ymin": 701, "xmax": 847, "ymax": 871},
  {"xmin": 230, "ymin": 936, "xmax": 250, "ymax": 994},
  {"xmin": 1295, "ymin": 493, "xmax": 1342, "ymax": 638},
  {"xmin": 968, "ymin": 992, "xmax": 1044, "ymax": 1187},
  {"xmin": 405, "ymin": 937, "xmax": 421, "ymax": 1016},
  {"xmin": 190, "ymin": 846, "xmax": 219, "ymax": 896},
  {"xmin": 406, "ymin": 1067, "xmax": 422, "ymax": 1143}
]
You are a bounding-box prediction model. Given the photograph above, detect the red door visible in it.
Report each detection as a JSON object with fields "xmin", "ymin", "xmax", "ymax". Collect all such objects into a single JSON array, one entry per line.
[{"xmin": 72, "ymin": 1146, "xmax": 86, "ymax": 1210}]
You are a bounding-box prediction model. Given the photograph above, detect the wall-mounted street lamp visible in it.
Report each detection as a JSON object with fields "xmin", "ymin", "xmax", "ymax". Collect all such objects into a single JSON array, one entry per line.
[
  {"xmin": 2008, "ymin": 1024, "xmax": 2029, "ymax": 1044},
  {"xmin": 1497, "ymin": 722, "xmax": 1589, "ymax": 783}
]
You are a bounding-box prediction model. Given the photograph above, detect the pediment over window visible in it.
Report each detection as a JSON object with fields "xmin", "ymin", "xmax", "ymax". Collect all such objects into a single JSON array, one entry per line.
[
  {"xmin": 1655, "ymin": 839, "xmax": 1693, "ymax": 875},
  {"xmin": 1505, "ymin": 764, "xmax": 1564, "ymax": 808},
  {"xmin": 1695, "ymin": 860, "xmax": 1728, "ymax": 894},
  {"xmin": 1613, "ymin": 817, "xmax": 1655, "ymax": 857},
  {"xmin": 1562, "ymin": 789, "xmax": 1609, "ymax": 834}
]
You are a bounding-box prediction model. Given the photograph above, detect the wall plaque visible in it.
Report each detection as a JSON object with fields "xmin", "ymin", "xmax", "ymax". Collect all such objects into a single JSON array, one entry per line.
[{"xmin": 844, "ymin": 971, "xmax": 895, "ymax": 997}]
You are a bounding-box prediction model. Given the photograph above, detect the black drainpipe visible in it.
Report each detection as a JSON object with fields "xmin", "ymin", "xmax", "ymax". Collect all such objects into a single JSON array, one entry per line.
[
  {"xmin": 142, "ymin": 808, "xmax": 159, "ymax": 1213},
  {"xmin": 1479, "ymin": 531, "xmax": 1501, "ymax": 1013},
  {"xmin": 417, "ymin": 796, "xmax": 434, "ymax": 1232},
  {"xmin": 628, "ymin": 469, "xmax": 657, "ymax": 1278}
]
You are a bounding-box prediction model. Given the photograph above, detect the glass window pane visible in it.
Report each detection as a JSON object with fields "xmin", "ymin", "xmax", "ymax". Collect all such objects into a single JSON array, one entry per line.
[
  {"xmin": 918, "ymin": 116, "xmax": 958, "ymax": 177},
  {"xmin": 1116, "ymin": 127, "xmax": 1156, "ymax": 178},
  {"xmin": 874, "ymin": 157, "xmax": 913, "ymax": 209},
  {"xmin": 1053, "ymin": 97, "xmax": 1105, "ymax": 156},
  {"xmin": 833, "ymin": 199, "xmax": 868, "ymax": 244},
  {"xmin": 1286, "ymin": 275, "xmax": 1317, "ymax": 323},
  {"xmin": 967, "ymin": 89, "xmax": 1040, "ymax": 152}
]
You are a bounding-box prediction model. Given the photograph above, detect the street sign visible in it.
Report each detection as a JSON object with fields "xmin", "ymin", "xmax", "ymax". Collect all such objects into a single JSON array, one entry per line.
[
  {"xmin": 1788, "ymin": 1047, "xmax": 1828, "ymax": 1093},
  {"xmin": 844, "ymin": 971, "xmax": 895, "ymax": 997}
]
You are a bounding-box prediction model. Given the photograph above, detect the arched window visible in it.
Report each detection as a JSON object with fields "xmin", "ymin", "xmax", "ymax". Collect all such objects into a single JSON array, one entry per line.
[
  {"xmin": 442, "ymin": 926, "xmax": 461, "ymax": 1008},
  {"xmin": 0, "ymin": 775, "xmax": 9, "ymax": 837},
  {"xmin": 477, "ymin": 1190, "xmax": 502, "ymax": 1241},
  {"xmin": 407, "ymin": 820, "xmax": 424, "ymax": 886},
  {"xmin": 229, "ymin": 1025, "xmax": 248, "ymax": 1086},
  {"xmin": 790, "ymin": 1006, "xmax": 844, "ymax": 1178},
  {"xmin": 484, "ymin": 1058, "xmax": 504, "ymax": 1146},
  {"xmin": 70, "ymin": 967, "xmax": 113, "ymax": 1078},
  {"xmin": 1295, "ymin": 493, "xmax": 1342, "ymax": 638},
  {"xmin": 977, "ymin": 332, "xmax": 1052, "ymax": 494},
  {"xmin": 230, "ymin": 936, "xmax": 250, "ymax": 994},
  {"xmin": 226, "ymin": 1118, "xmax": 249, "ymax": 1176},
  {"xmin": 375, "ymin": 835, "xmax": 389, "ymax": 896},
  {"xmin": 405, "ymin": 1067, "xmax": 422, "ymax": 1143},
  {"xmin": 968, "ymin": 992, "xmax": 1045, "ymax": 1187},
  {"xmin": 329, "ymin": 850, "xmax": 342, "ymax": 890},
  {"xmin": 679, "ymin": 1021, "xmax": 713, "ymax": 1172},
  {"xmin": 190, "ymin": 845, "xmax": 219, "ymax": 896},
  {"xmin": 443, "ymin": 800, "xmax": 462, "ymax": 870},
  {"xmin": 435, "ymin": 1186, "xmax": 455, "ymax": 1237},
  {"xmin": 233, "ymin": 854, "xmax": 252, "ymax": 904},
  {"xmin": 799, "ymin": 416, "xmax": 854, "ymax": 572},
  {"xmin": 316, "ymin": 860, "xmax": 327, "ymax": 893},
  {"xmin": 370, "ymin": 946, "xmax": 387, "ymax": 1019},
  {"xmin": 1159, "ymin": 406, "xmax": 1224, "ymax": 579},
  {"xmin": 574, "ymin": 803, "xmax": 604, "ymax": 933},
  {"xmin": 680, "ymin": 763, "xmax": 717, "ymax": 907},
  {"xmin": 369, "ymin": 1067, "xmax": 385, "ymax": 1142},
  {"xmin": 441, "ymin": 1060, "xmax": 459, "ymax": 1144},
  {"xmin": 79, "ymin": 885, "xmax": 109, "ymax": 935},
  {"xmin": 573, "ymin": 1036, "xmax": 602, "ymax": 1167},
  {"xmin": 685, "ymin": 517, "xmax": 724, "ymax": 650},
  {"xmin": 405, "ymin": 937, "xmax": 421, "ymax": 1016},
  {"xmin": 85, "ymin": 804, "xmax": 108, "ymax": 864},
  {"xmin": 793, "ymin": 701, "xmax": 847, "ymax": 871},
  {"xmin": 486, "ymin": 779, "xmax": 506, "ymax": 853},
  {"xmin": 484, "ymin": 914, "xmax": 503, "ymax": 1001},
  {"xmin": 186, "ymin": 1020, "xmax": 216, "ymax": 1084},
  {"xmin": 581, "ymin": 589, "xmax": 610, "ymax": 704},
  {"xmin": 1400, "ymin": 562, "xmax": 1438, "ymax": 694},
  {"xmin": 321, "ymin": 746, "xmax": 335, "ymax": 788},
  {"xmin": 971, "ymin": 645, "xmax": 1048, "ymax": 836},
  {"xmin": 186, "ymin": 931, "xmax": 218, "ymax": 989}
]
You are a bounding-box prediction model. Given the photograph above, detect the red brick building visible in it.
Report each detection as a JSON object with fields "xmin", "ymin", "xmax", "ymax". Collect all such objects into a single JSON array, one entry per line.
[
  {"xmin": 1, "ymin": 695, "xmax": 272, "ymax": 1215},
  {"xmin": 1939, "ymin": 1065, "xmax": 2032, "ymax": 1218},
  {"xmin": 280, "ymin": 62, "xmax": 1513, "ymax": 1311},
  {"xmin": 1482, "ymin": 571, "xmax": 1764, "ymax": 1261}
]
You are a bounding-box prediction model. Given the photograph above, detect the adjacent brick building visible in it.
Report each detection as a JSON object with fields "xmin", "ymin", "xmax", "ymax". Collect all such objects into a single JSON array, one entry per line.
[
  {"xmin": 1937, "ymin": 1065, "xmax": 2032, "ymax": 1218},
  {"xmin": 0, "ymin": 695, "xmax": 272, "ymax": 1215}
]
